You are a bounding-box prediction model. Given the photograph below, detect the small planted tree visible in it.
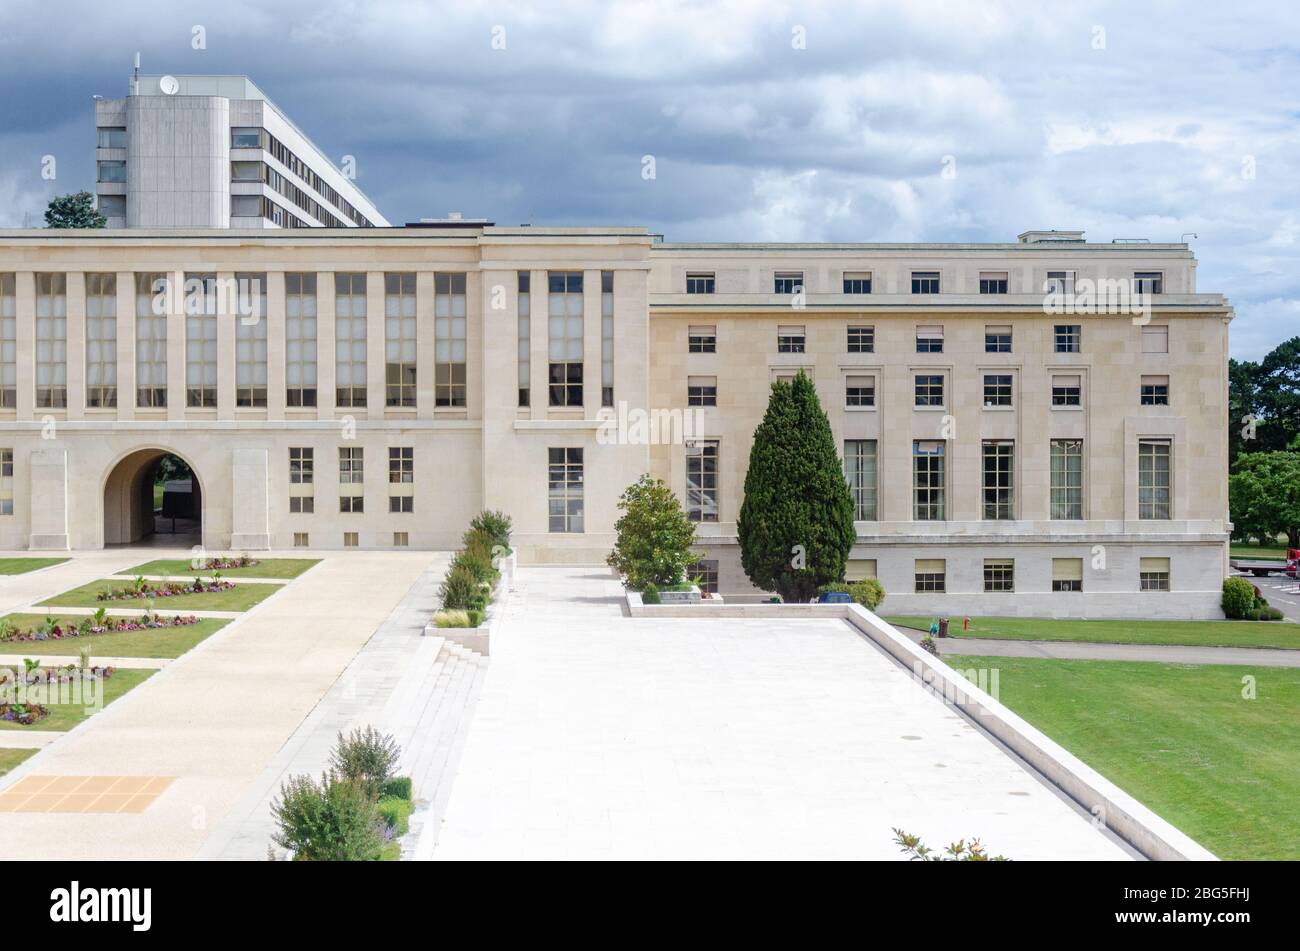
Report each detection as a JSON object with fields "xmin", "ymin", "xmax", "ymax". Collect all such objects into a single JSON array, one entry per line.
[
  {"xmin": 606, "ymin": 475, "xmax": 699, "ymax": 590},
  {"xmin": 738, "ymin": 371, "xmax": 855, "ymax": 602},
  {"xmin": 271, "ymin": 772, "xmax": 385, "ymax": 861},
  {"xmin": 44, "ymin": 191, "xmax": 107, "ymax": 229}
]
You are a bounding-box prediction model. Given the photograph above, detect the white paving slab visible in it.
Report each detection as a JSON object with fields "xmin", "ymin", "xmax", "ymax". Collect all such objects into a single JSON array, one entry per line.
[{"xmin": 434, "ymin": 566, "xmax": 1133, "ymax": 861}]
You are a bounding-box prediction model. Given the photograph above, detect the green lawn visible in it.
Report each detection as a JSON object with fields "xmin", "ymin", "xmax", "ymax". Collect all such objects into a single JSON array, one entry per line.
[
  {"xmin": 0, "ymin": 558, "xmax": 69, "ymax": 575},
  {"xmin": 119, "ymin": 558, "xmax": 320, "ymax": 580},
  {"xmin": 38, "ymin": 579, "xmax": 279, "ymax": 612},
  {"xmin": 885, "ymin": 615, "xmax": 1300, "ymax": 650},
  {"xmin": 945, "ymin": 654, "xmax": 1300, "ymax": 860},
  {"xmin": 0, "ymin": 748, "xmax": 36, "ymax": 777},
  {"xmin": 0, "ymin": 668, "xmax": 154, "ymax": 732},
  {"xmin": 0, "ymin": 614, "xmax": 230, "ymax": 659}
]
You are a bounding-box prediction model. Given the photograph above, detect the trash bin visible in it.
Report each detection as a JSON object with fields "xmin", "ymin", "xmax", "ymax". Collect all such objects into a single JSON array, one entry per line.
[{"xmin": 938, "ymin": 617, "xmax": 950, "ymax": 638}]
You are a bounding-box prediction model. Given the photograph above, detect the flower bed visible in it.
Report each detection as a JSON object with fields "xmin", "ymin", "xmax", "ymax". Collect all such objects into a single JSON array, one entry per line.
[
  {"xmin": 96, "ymin": 576, "xmax": 236, "ymax": 602},
  {"xmin": 0, "ymin": 702, "xmax": 50, "ymax": 725},
  {"xmin": 0, "ymin": 663, "xmax": 118, "ymax": 725},
  {"xmin": 194, "ymin": 554, "xmax": 259, "ymax": 571},
  {"xmin": 0, "ymin": 612, "xmax": 200, "ymax": 644}
]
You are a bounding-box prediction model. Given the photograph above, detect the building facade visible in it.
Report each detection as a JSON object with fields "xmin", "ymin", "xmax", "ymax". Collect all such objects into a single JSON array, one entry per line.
[
  {"xmin": 95, "ymin": 75, "xmax": 388, "ymax": 229},
  {"xmin": 0, "ymin": 226, "xmax": 1232, "ymax": 617}
]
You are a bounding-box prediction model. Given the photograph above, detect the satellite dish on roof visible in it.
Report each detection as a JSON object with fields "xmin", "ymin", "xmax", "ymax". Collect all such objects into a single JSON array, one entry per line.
[{"xmin": 159, "ymin": 75, "xmax": 180, "ymax": 95}]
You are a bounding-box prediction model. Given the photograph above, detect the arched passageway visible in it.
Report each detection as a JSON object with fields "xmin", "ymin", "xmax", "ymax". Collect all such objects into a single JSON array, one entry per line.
[{"xmin": 103, "ymin": 449, "xmax": 203, "ymax": 547}]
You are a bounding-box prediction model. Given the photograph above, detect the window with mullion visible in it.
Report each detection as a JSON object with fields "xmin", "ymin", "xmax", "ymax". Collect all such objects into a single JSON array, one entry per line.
[
  {"xmin": 135, "ymin": 273, "xmax": 167, "ymax": 408},
  {"xmin": 285, "ymin": 273, "xmax": 317, "ymax": 408},
  {"xmin": 1138, "ymin": 440, "xmax": 1171, "ymax": 520},
  {"xmin": 385, "ymin": 273, "xmax": 417, "ymax": 408},
  {"xmin": 686, "ymin": 441, "xmax": 719, "ymax": 522},
  {"xmin": 981, "ymin": 440, "xmax": 1014, "ymax": 520},
  {"xmin": 547, "ymin": 447, "xmax": 584, "ymax": 532},
  {"xmin": 548, "ymin": 272, "xmax": 584, "ymax": 407},
  {"xmin": 234, "ymin": 273, "xmax": 268, "ymax": 407},
  {"xmin": 1050, "ymin": 439, "xmax": 1083, "ymax": 519},
  {"xmin": 335, "ymin": 273, "xmax": 367, "ymax": 407},
  {"xmin": 435, "ymin": 272, "xmax": 467, "ymax": 407},
  {"xmin": 913, "ymin": 440, "xmax": 946, "ymax": 520},
  {"xmin": 34, "ymin": 273, "xmax": 67, "ymax": 408},
  {"xmin": 84, "ymin": 273, "xmax": 118, "ymax": 408},
  {"xmin": 844, "ymin": 439, "xmax": 878, "ymax": 521}
]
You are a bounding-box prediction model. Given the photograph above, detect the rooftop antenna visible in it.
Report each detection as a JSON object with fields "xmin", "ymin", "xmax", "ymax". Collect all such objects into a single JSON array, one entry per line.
[
  {"xmin": 1180, "ymin": 232, "xmax": 1199, "ymax": 243},
  {"xmin": 131, "ymin": 52, "xmax": 140, "ymax": 96}
]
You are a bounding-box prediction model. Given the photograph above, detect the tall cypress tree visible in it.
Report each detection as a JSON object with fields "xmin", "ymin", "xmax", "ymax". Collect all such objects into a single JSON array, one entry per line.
[{"xmin": 737, "ymin": 370, "xmax": 856, "ymax": 601}]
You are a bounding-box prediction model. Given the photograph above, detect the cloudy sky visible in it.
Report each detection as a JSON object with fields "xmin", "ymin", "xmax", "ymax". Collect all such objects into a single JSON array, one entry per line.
[{"xmin": 0, "ymin": 0, "xmax": 1296, "ymax": 358}]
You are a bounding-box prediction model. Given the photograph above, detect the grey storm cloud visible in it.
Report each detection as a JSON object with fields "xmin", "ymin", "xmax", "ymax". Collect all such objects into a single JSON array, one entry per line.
[{"xmin": 0, "ymin": 0, "xmax": 1297, "ymax": 357}]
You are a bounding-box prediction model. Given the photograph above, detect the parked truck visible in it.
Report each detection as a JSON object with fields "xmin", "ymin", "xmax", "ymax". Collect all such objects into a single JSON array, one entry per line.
[{"xmin": 1230, "ymin": 549, "xmax": 1300, "ymax": 578}]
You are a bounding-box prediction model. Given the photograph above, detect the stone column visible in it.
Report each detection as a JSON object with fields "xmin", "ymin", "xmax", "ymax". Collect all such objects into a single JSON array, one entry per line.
[
  {"xmin": 28, "ymin": 447, "xmax": 69, "ymax": 549},
  {"xmin": 229, "ymin": 447, "xmax": 270, "ymax": 549}
]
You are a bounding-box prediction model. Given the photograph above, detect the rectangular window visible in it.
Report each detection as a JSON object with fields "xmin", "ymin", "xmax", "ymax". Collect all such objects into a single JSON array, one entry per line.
[
  {"xmin": 914, "ymin": 374, "xmax": 944, "ymax": 407},
  {"xmin": 335, "ymin": 273, "xmax": 367, "ymax": 407},
  {"xmin": 343, "ymin": 531, "xmax": 359, "ymax": 548},
  {"xmin": 983, "ymin": 559, "xmax": 1014, "ymax": 593},
  {"xmin": 845, "ymin": 375, "xmax": 875, "ymax": 407},
  {"xmin": 686, "ymin": 440, "xmax": 719, "ymax": 522},
  {"xmin": 1050, "ymin": 439, "xmax": 1083, "ymax": 519},
  {"xmin": 185, "ymin": 273, "xmax": 218, "ymax": 408},
  {"xmin": 843, "ymin": 271, "xmax": 872, "ymax": 294},
  {"xmin": 339, "ymin": 446, "xmax": 363, "ymax": 513},
  {"xmin": 1046, "ymin": 271, "xmax": 1075, "ymax": 295},
  {"xmin": 35, "ymin": 273, "xmax": 67, "ymax": 408},
  {"xmin": 517, "ymin": 272, "xmax": 530, "ymax": 407},
  {"xmin": 235, "ymin": 273, "xmax": 268, "ymax": 407},
  {"xmin": 601, "ymin": 271, "xmax": 614, "ymax": 407},
  {"xmin": 394, "ymin": 532, "xmax": 409, "ymax": 547},
  {"xmin": 686, "ymin": 272, "xmax": 715, "ymax": 294},
  {"xmin": 774, "ymin": 271, "xmax": 803, "ymax": 295},
  {"xmin": 285, "ymin": 273, "xmax": 317, "ymax": 408},
  {"xmin": 844, "ymin": 439, "xmax": 878, "ymax": 521},
  {"xmin": 1141, "ymin": 375, "xmax": 1170, "ymax": 406},
  {"xmin": 846, "ymin": 559, "xmax": 877, "ymax": 581},
  {"xmin": 983, "ymin": 374, "xmax": 1012, "ymax": 407},
  {"xmin": 1138, "ymin": 440, "xmax": 1172, "ymax": 520},
  {"xmin": 1134, "ymin": 271, "xmax": 1164, "ymax": 295},
  {"xmin": 289, "ymin": 447, "xmax": 314, "ymax": 514},
  {"xmin": 548, "ymin": 271, "xmax": 584, "ymax": 407},
  {"xmin": 1140, "ymin": 556, "xmax": 1171, "ymax": 591},
  {"xmin": 435, "ymin": 272, "xmax": 467, "ymax": 408},
  {"xmin": 985, "ymin": 325, "xmax": 1012, "ymax": 353},
  {"xmin": 231, "ymin": 195, "xmax": 260, "ymax": 217},
  {"xmin": 777, "ymin": 325, "xmax": 805, "ymax": 353},
  {"xmin": 847, "ymin": 325, "xmax": 874, "ymax": 353},
  {"xmin": 0, "ymin": 448, "xmax": 12, "ymax": 515},
  {"xmin": 231, "ymin": 127, "xmax": 262, "ymax": 148},
  {"xmin": 688, "ymin": 559, "xmax": 719, "ymax": 594},
  {"xmin": 1052, "ymin": 558, "xmax": 1083, "ymax": 592},
  {"xmin": 230, "ymin": 161, "xmax": 263, "ymax": 182},
  {"xmin": 911, "ymin": 271, "xmax": 940, "ymax": 294},
  {"xmin": 97, "ymin": 126, "xmax": 127, "ymax": 149},
  {"xmin": 548, "ymin": 447, "xmax": 584, "ymax": 532},
  {"xmin": 1054, "ymin": 324, "xmax": 1081, "ymax": 353},
  {"xmin": 84, "ymin": 273, "xmax": 117, "ymax": 408},
  {"xmin": 687, "ymin": 376, "xmax": 717, "ymax": 406},
  {"xmin": 135, "ymin": 273, "xmax": 167, "ymax": 408},
  {"xmin": 913, "ymin": 440, "xmax": 946, "ymax": 520},
  {"xmin": 1141, "ymin": 325, "xmax": 1169, "ymax": 354},
  {"xmin": 293, "ymin": 532, "xmax": 309, "ymax": 548},
  {"xmin": 914, "ymin": 559, "xmax": 946, "ymax": 592},
  {"xmin": 1051, "ymin": 374, "xmax": 1081, "ymax": 407},
  {"xmin": 388, "ymin": 447, "xmax": 414, "ymax": 513},
  {"xmin": 98, "ymin": 195, "xmax": 126, "ymax": 218},
  {"xmin": 385, "ymin": 273, "xmax": 417, "ymax": 408},
  {"xmin": 981, "ymin": 441, "xmax": 1014, "ymax": 520},
  {"xmin": 979, "ymin": 271, "xmax": 1008, "ymax": 294},
  {"xmin": 0, "ymin": 274, "xmax": 15, "ymax": 408},
  {"xmin": 915, "ymin": 325, "xmax": 944, "ymax": 353},
  {"xmin": 688, "ymin": 325, "xmax": 716, "ymax": 353},
  {"xmin": 97, "ymin": 160, "xmax": 126, "ymax": 183}
]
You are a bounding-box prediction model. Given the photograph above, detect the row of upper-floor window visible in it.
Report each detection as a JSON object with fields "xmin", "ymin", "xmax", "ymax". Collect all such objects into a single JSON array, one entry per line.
[
  {"xmin": 687, "ymin": 321, "xmax": 1170, "ymax": 355},
  {"xmin": 684, "ymin": 370, "xmax": 1171, "ymax": 409},
  {"xmin": 684, "ymin": 269, "xmax": 1167, "ymax": 295}
]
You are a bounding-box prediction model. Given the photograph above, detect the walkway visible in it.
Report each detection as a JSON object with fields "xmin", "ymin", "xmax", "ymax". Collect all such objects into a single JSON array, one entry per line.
[
  {"xmin": 894, "ymin": 626, "xmax": 1300, "ymax": 668},
  {"xmin": 0, "ymin": 549, "xmax": 436, "ymax": 860},
  {"xmin": 432, "ymin": 566, "xmax": 1133, "ymax": 861}
]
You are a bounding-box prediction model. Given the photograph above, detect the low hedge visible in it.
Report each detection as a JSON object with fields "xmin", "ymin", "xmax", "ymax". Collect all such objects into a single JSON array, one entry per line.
[{"xmin": 816, "ymin": 578, "xmax": 886, "ymax": 610}]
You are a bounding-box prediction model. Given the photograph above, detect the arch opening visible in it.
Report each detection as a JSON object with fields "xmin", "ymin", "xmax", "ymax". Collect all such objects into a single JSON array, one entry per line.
[{"xmin": 103, "ymin": 449, "xmax": 203, "ymax": 547}]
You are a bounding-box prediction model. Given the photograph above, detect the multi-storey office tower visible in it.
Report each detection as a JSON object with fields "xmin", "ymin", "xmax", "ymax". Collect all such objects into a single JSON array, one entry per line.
[
  {"xmin": 94, "ymin": 75, "xmax": 387, "ymax": 229},
  {"xmin": 0, "ymin": 226, "xmax": 1231, "ymax": 617}
]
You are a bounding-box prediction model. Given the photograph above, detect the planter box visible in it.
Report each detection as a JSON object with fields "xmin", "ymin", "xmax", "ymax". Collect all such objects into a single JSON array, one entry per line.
[
  {"xmin": 422, "ymin": 548, "xmax": 516, "ymax": 655},
  {"xmin": 658, "ymin": 585, "xmax": 702, "ymax": 604}
]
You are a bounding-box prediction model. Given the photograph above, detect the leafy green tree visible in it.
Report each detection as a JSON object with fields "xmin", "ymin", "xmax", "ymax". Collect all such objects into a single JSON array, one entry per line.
[
  {"xmin": 44, "ymin": 191, "xmax": 106, "ymax": 229},
  {"xmin": 737, "ymin": 370, "xmax": 855, "ymax": 601},
  {"xmin": 271, "ymin": 772, "xmax": 385, "ymax": 861},
  {"xmin": 1257, "ymin": 337, "xmax": 1300, "ymax": 451},
  {"xmin": 606, "ymin": 474, "xmax": 699, "ymax": 589},
  {"xmin": 1229, "ymin": 450, "xmax": 1300, "ymax": 549},
  {"xmin": 1228, "ymin": 357, "xmax": 1260, "ymax": 462}
]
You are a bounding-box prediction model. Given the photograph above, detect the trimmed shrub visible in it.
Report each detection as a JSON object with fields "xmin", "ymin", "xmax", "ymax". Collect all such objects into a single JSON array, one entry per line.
[
  {"xmin": 606, "ymin": 475, "xmax": 699, "ymax": 589},
  {"xmin": 380, "ymin": 776, "xmax": 413, "ymax": 801},
  {"xmin": 469, "ymin": 510, "xmax": 513, "ymax": 551},
  {"xmin": 434, "ymin": 609, "xmax": 470, "ymax": 629},
  {"xmin": 641, "ymin": 583, "xmax": 661, "ymax": 605},
  {"xmin": 1222, "ymin": 576, "xmax": 1256, "ymax": 619},
  {"xmin": 377, "ymin": 796, "xmax": 413, "ymax": 836},
  {"xmin": 816, "ymin": 578, "xmax": 886, "ymax": 610},
  {"xmin": 439, "ymin": 563, "xmax": 480, "ymax": 611},
  {"xmin": 329, "ymin": 726, "xmax": 400, "ymax": 799},
  {"xmin": 467, "ymin": 608, "xmax": 485, "ymax": 627},
  {"xmin": 271, "ymin": 773, "xmax": 386, "ymax": 861}
]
